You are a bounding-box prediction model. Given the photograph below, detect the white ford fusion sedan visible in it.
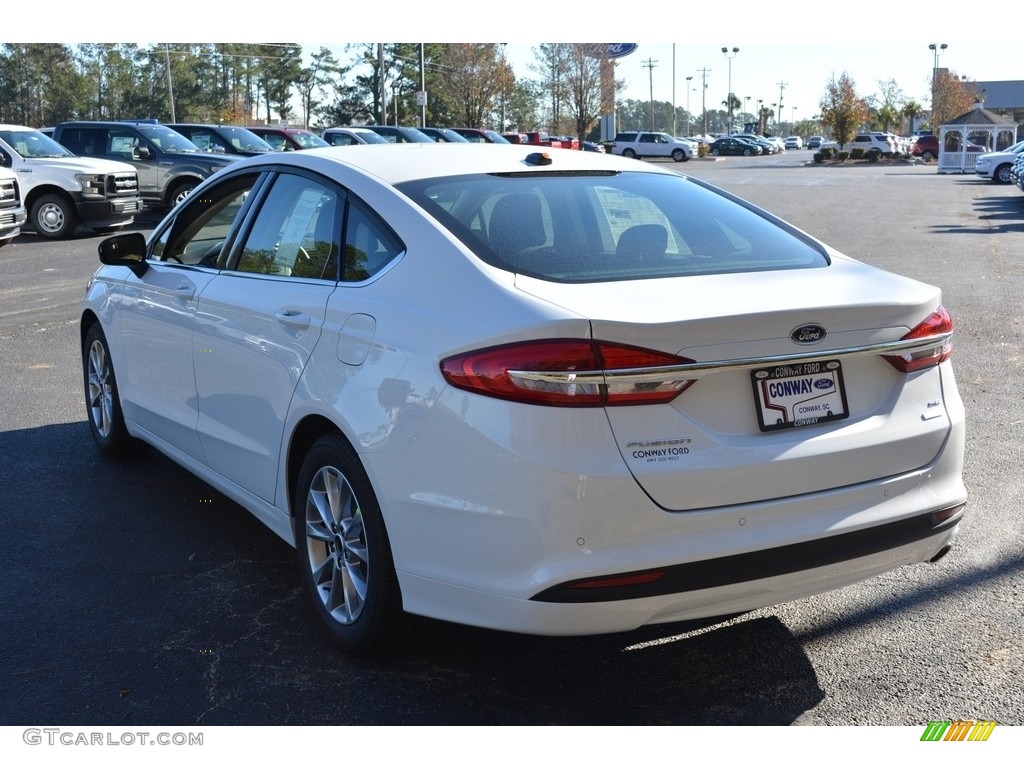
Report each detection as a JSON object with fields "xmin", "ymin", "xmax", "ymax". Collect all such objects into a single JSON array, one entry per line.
[{"xmin": 81, "ymin": 144, "xmax": 967, "ymax": 654}]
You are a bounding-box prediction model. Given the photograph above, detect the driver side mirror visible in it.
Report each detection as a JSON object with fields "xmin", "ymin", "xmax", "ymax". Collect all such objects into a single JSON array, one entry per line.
[
  {"xmin": 99, "ymin": 232, "xmax": 149, "ymax": 277},
  {"xmin": 136, "ymin": 145, "xmax": 153, "ymax": 161}
]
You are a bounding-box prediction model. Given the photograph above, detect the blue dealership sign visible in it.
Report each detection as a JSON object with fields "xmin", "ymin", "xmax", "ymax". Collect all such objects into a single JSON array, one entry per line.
[{"xmin": 605, "ymin": 43, "xmax": 638, "ymax": 59}]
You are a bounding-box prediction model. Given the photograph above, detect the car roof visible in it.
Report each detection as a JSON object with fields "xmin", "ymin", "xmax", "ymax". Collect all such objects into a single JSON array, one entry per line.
[{"xmin": 226, "ymin": 143, "xmax": 678, "ymax": 186}]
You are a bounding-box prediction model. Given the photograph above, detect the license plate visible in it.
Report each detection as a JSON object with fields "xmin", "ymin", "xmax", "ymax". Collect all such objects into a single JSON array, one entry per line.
[{"xmin": 751, "ymin": 360, "xmax": 849, "ymax": 432}]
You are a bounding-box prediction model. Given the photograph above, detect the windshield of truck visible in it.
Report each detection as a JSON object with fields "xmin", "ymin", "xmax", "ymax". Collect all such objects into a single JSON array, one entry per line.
[
  {"xmin": 137, "ymin": 125, "xmax": 205, "ymax": 153},
  {"xmin": 0, "ymin": 129, "xmax": 75, "ymax": 158}
]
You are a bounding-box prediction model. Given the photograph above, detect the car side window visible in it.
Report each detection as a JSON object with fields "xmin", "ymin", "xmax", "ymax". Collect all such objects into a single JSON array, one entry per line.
[
  {"xmin": 152, "ymin": 172, "xmax": 261, "ymax": 267},
  {"xmin": 343, "ymin": 198, "xmax": 404, "ymax": 282},
  {"xmin": 235, "ymin": 173, "xmax": 340, "ymax": 281}
]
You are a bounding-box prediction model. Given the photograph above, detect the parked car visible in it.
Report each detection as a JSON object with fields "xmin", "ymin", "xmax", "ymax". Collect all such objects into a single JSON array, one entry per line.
[
  {"xmin": 785, "ymin": 136, "xmax": 803, "ymax": 150},
  {"xmin": 451, "ymin": 128, "xmax": 510, "ymax": 143},
  {"xmin": 419, "ymin": 127, "xmax": 471, "ymax": 143},
  {"xmin": 247, "ymin": 126, "xmax": 330, "ymax": 151},
  {"xmin": 846, "ymin": 133, "xmax": 899, "ymax": 156},
  {"xmin": 362, "ymin": 125, "xmax": 434, "ymax": 143},
  {"xmin": 610, "ymin": 131, "xmax": 695, "ymax": 161},
  {"xmin": 710, "ymin": 137, "xmax": 762, "ymax": 156},
  {"xmin": 501, "ymin": 132, "xmax": 529, "ymax": 144},
  {"xmin": 321, "ymin": 127, "xmax": 389, "ymax": 146},
  {"xmin": 807, "ymin": 136, "xmax": 824, "ymax": 150},
  {"xmin": 82, "ymin": 144, "xmax": 966, "ymax": 655},
  {"xmin": 974, "ymin": 139, "xmax": 1024, "ymax": 184},
  {"xmin": 0, "ymin": 123, "xmax": 143, "ymax": 239},
  {"xmin": 0, "ymin": 165, "xmax": 28, "ymax": 246},
  {"xmin": 52, "ymin": 120, "xmax": 240, "ymax": 209},
  {"xmin": 166, "ymin": 124, "xmax": 274, "ymax": 157},
  {"xmin": 734, "ymin": 134, "xmax": 775, "ymax": 154},
  {"xmin": 911, "ymin": 134, "xmax": 985, "ymax": 161},
  {"xmin": 582, "ymin": 141, "xmax": 605, "ymax": 153}
]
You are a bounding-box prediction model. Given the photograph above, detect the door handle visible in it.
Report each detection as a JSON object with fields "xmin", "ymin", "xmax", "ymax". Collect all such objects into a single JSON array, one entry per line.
[{"xmin": 275, "ymin": 311, "xmax": 311, "ymax": 330}]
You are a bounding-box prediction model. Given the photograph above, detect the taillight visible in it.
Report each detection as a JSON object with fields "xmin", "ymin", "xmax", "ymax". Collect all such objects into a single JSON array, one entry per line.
[
  {"xmin": 884, "ymin": 306, "xmax": 953, "ymax": 372},
  {"xmin": 440, "ymin": 339, "xmax": 696, "ymax": 406}
]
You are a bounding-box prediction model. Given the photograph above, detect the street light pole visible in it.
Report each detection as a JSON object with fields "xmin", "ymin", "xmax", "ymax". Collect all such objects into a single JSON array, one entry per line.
[
  {"xmin": 928, "ymin": 43, "xmax": 947, "ymax": 128},
  {"xmin": 721, "ymin": 47, "xmax": 739, "ymax": 134},
  {"xmin": 685, "ymin": 75, "xmax": 693, "ymax": 135}
]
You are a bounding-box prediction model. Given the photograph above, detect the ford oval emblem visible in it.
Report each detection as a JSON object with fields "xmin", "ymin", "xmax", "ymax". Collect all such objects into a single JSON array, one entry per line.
[{"xmin": 791, "ymin": 324, "xmax": 826, "ymax": 345}]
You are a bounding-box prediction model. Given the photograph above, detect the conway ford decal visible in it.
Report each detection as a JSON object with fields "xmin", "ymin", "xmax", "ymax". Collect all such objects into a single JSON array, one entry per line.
[{"xmin": 791, "ymin": 324, "xmax": 826, "ymax": 345}]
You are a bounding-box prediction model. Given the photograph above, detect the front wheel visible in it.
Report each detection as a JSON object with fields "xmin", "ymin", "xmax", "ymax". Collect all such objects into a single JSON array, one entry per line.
[
  {"xmin": 294, "ymin": 434, "xmax": 404, "ymax": 655},
  {"xmin": 83, "ymin": 323, "xmax": 132, "ymax": 456},
  {"xmin": 995, "ymin": 164, "xmax": 1012, "ymax": 184},
  {"xmin": 922, "ymin": 150, "xmax": 936, "ymax": 162},
  {"xmin": 31, "ymin": 193, "xmax": 78, "ymax": 239},
  {"xmin": 168, "ymin": 180, "xmax": 197, "ymax": 207},
  {"xmin": 671, "ymin": 148, "xmax": 687, "ymax": 162}
]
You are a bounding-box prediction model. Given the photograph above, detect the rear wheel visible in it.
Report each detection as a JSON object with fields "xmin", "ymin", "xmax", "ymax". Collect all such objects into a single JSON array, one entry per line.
[
  {"xmin": 622, "ymin": 148, "xmax": 637, "ymax": 159},
  {"xmin": 294, "ymin": 434, "xmax": 404, "ymax": 654},
  {"xmin": 743, "ymin": 148, "xmax": 752, "ymax": 156},
  {"xmin": 922, "ymin": 150, "xmax": 936, "ymax": 162},
  {"xmin": 31, "ymin": 193, "xmax": 78, "ymax": 239},
  {"xmin": 711, "ymin": 148, "xmax": 721, "ymax": 156}
]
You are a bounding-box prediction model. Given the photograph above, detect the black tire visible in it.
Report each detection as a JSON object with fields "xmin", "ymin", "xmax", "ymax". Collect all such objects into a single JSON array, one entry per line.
[
  {"xmin": 743, "ymin": 148, "xmax": 752, "ymax": 156},
  {"xmin": 622, "ymin": 148, "xmax": 637, "ymax": 159},
  {"xmin": 994, "ymin": 164, "xmax": 1012, "ymax": 184},
  {"xmin": 293, "ymin": 434, "xmax": 404, "ymax": 655},
  {"xmin": 922, "ymin": 150, "xmax": 936, "ymax": 162},
  {"xmin": 31, "ymin": 193, "xmax": 78, "ymax": 239},
  {"xmin": 671, "ymin": 148, "xmax": 687, "ymax": 162},
  {"xmin": 83, "ymin": 323, "xmax": 132, "ymax": 456},
  {"xmin": 168, "ymin": 180, "xmax": 197, "ymax": 208},
  {"xmin": 711, "ymin": 148, "xmax": 721, "ymax": 156}
]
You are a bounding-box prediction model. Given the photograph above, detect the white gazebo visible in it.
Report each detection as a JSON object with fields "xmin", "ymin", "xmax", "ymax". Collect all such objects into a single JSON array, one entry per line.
[{"xmin": 938, "ymin": 102, "xmax": 1018, "ymax": 174}]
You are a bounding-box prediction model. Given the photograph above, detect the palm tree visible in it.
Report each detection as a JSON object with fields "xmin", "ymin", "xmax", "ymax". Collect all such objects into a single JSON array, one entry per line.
[
  {"xmin": 903, "ymin": 100, "xmax": 925, "ymax": 133},
  {"xmin": 721, "ymin": 94, "xmax": 742, "ymax": 132}
]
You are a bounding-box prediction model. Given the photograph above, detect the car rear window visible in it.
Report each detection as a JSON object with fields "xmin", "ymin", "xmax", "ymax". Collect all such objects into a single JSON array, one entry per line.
[{"xmin": 397, "ymin": 171, "xmax": 829, "ymax": 283}]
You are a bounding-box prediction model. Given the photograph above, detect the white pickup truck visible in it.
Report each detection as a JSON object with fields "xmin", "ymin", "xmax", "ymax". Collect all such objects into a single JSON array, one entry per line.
[
  {"xmin": 0, "ymin": 124, "xmax": 143, "ymax": 239},
  {"xmin": 0, "ymin": 165, "xmax": 28, "ymax": 247}
]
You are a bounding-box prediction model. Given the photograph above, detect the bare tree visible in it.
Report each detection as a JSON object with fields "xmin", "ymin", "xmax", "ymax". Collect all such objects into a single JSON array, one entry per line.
[{"xmin": 436, "ymin": 44, "xmax": 505, "ymax": 128}]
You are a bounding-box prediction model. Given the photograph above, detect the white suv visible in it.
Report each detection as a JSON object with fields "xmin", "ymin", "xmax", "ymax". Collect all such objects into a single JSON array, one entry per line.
[
  {"xmin": 849, "ymin": 133, "xmax": 898, "ymax": 156},
  {"xmin": 610, "ymin": 132, "xmax": 695, "ymax": 162}
]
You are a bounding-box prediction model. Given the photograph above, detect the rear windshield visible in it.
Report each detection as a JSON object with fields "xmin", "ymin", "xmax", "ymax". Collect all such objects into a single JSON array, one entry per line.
[{"xmin": 397, "ymin": 171, "xmax": 829, "ymax": 283}]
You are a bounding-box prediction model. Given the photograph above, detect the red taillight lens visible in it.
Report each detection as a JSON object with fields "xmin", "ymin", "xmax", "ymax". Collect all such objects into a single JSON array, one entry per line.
[
  {"xmin": 884, "ymin": 306, "xmax": 954, "ymax": 372},
  {"xmin": 440, "ymin": 339, "xmax": 696, "ymax": 406}
]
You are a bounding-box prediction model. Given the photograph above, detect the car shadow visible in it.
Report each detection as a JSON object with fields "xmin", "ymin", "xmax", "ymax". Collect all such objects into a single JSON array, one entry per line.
[
  {"xmin": 928, "ymin": 195, "xmax": 1024, "ymax": 235},
  {"xmin": 0, "ymin": 421, "xmax": 830, "ymax": 725}
]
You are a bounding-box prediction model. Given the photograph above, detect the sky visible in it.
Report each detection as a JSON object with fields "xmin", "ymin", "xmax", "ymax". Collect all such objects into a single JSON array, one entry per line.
[{"xmin": 23, "ymin": 5, "xmax": 1019, "ymax": 127}]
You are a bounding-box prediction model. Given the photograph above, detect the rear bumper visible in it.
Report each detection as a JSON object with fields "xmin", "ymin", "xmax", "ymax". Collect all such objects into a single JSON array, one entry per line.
[{"xmin": 398, "ymin": 519, "xmax": 961, "ymax": 636}]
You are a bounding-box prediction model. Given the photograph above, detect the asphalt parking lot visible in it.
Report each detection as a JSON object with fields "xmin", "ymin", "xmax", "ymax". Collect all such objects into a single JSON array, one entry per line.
[{"xmin": 1, "ymin": 150, "xmax": 1022, "ymax": 728}]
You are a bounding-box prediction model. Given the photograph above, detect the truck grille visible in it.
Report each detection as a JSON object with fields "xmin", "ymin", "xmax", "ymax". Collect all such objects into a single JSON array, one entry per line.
[
  {"xmin": 105, "ymin": 172, "xmax": 139, "ymax": 198},
  {"xmin": 0, "ymin": 177, "xmax": 19, "ymax": 205}
]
